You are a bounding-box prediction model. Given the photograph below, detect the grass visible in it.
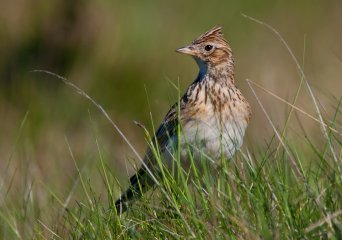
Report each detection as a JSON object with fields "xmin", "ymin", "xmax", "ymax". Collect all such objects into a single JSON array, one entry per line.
[
  {"xmin": 66, "ymin": 128, "xmax": 342, "ymax": 239},
  {"xmin": 1, "ymin": 17, "xmax": 342, "ymax": 239},
  {"xmin": 36, "ymin": 120, "xmax": 342, "ymax": 239}
]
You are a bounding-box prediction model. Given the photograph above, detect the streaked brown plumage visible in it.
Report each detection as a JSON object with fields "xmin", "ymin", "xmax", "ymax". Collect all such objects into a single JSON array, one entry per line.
[{"xmin": 115, "ymin": 25, "xmax": 251, "ymax": 214}]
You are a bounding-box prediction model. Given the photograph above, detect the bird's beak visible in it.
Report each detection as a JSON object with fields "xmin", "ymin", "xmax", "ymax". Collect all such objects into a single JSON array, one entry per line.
[{"xmin": 175, "ymin": 45, "xmax": 196, "ymax": 56}]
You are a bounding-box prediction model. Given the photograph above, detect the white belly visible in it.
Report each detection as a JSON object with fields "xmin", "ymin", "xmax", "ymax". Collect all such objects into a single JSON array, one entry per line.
[
  {"xmin": 180, "ymin": 114, "xmax": 247, "ymax": 161},
  {"xmin": 162, "ymin": 112, "xmax": 248, "ymax": 172}
]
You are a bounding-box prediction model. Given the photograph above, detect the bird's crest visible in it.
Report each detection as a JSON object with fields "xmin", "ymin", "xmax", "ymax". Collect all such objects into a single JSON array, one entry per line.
[{"xmin": 192, "ymin": 25, "xmax": 224, "ymax": 44}]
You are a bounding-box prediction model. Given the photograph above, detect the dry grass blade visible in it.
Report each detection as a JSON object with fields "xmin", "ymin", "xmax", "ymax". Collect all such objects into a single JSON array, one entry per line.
[
  {"xmin": 242, "ymin": 13, "xmax": 342, "ymax": 181},
  {"xmin": 37, "ymin": 219, "xmax": 63, "ymax": 239},
  {"xmin": 246, "ymin": 79, "xmax": 303, "ymax": 180},
  {"xmin": 30, "ymin": 70, "xmax": 160, "ymax": 187},
  {"xmin": 305, "ymin": 210, "xmax": 342, "ymax": 233},
  {"xmin": 247, "ymin": 79, "xmax": 342, "ymax": 137}
]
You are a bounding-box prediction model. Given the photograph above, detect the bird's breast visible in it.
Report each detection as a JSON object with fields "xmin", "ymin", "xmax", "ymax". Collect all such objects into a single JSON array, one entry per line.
[{"xmin": 179, "ymin": 85, "xmax": 250, "ymax": 161}]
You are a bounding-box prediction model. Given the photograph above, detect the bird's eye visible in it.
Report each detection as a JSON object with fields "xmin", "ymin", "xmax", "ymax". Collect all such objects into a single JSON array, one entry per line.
[{"xmin": 204, "ymin": 45, "xmax": 213, "ymax": 51}]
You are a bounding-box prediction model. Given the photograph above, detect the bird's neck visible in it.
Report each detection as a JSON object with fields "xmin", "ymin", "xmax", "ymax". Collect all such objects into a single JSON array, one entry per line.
[{"xmin": 195, "ymin": 58, "xmax": 235, "ymax": 86}]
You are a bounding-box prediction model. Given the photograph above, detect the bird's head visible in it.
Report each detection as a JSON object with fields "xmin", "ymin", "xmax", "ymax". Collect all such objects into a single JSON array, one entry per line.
[{"xmin": 176, "ymin": 25, "xmax": 233, "ymax": 68}]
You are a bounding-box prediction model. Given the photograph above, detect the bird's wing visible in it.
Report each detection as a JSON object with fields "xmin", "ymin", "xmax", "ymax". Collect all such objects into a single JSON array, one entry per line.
[
  {"xmin": 148, "ymin": 103, "xmax": 180, "ymax": 159},
  {"xmin": 129, "ymin": 102, "xmax": 180, "ymax": 186},
  {"xmin": 115, "ymin": 102, "xmax": 181, "ymax": 213}
]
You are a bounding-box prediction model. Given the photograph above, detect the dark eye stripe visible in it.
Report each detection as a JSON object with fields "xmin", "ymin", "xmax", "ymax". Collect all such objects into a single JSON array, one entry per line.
[{"xmin": 204, "ymin": 45, "xmax": 213, "ymax": 51}]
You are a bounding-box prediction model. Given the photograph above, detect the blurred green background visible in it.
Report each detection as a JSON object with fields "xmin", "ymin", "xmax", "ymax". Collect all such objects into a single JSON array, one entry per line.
[{"xmin": 0, "ymin": 0, "xmax": 341, "ymax": 234}]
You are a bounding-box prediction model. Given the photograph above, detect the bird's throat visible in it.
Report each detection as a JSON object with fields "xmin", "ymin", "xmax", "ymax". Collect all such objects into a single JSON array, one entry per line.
[
  {"xmin": 194, "ymin": 58, "xmax": 208, "ymax": 81},
  {"xmin": 195, "ymin": 58, "xmax": 234, "ymax": 86}
]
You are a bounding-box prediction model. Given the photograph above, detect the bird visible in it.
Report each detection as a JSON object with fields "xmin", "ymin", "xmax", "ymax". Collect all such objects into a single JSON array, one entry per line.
[{"xmin": 115, "ymin": 25, "xmax": 251, "ymax": 214}]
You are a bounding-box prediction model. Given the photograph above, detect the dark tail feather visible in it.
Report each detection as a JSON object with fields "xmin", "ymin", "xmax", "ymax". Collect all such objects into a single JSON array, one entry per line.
[
  {"xmin": 115, "ymin": 167, "xmax": 153, "ymax": 214},
  {"xmin": 115, "ymin": 185, "xmax": 140, "ymax": 214}
]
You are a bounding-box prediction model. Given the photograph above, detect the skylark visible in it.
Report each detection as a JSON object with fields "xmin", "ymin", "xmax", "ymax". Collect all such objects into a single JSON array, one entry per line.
[{"xmin": 115, "ymin": 25, "xmax": 251, "ymax": 213}]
